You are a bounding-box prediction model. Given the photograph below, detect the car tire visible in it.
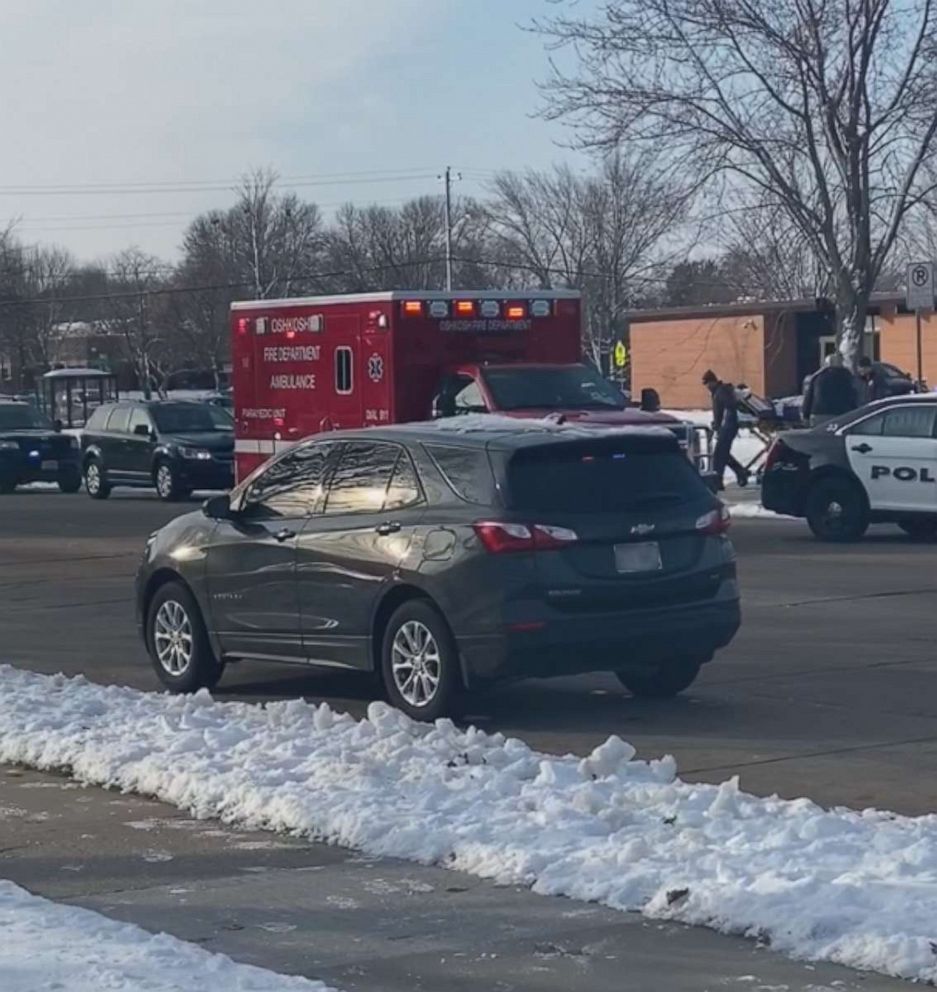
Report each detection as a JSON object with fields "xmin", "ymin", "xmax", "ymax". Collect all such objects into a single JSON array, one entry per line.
[
  {"xmin": 898, "ymin": 518, "xmax": 937, "ymax": 541},
  {"xmin": 381, "ymin": 600, "xmax": 461, "ymax": 721},
  {"xmin": 57, "ymin": 465, "xmax": 82, "ymax": 494},
  {"xmin": 146, "ymin": 580, "xmax": 224, "ymax": 693},
  {"xmin": 154, "ymin": 461, "xmax": 183, "ymax": 501},
  {"xmin": 84, "ymin": 459, "xmax": 111, "ymax": 499},
  {"xmin": 617, "ymin": 661, "xmax": 701, "ymax": 699},
  {"xmin": 805, "ymin": 477, "xmax": 869, "ymax": 542}
]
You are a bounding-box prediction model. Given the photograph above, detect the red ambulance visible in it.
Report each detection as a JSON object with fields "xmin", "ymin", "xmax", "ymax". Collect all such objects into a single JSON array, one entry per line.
[{"xmin": 230, "ymin": 290, "xmax": 690, "ymax": 479}]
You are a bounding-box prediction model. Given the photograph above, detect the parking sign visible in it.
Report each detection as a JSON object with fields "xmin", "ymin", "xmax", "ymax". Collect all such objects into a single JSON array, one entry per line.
[{"xmin": 906, "ymin": 261, "xmax": 935, "ymax": 311}]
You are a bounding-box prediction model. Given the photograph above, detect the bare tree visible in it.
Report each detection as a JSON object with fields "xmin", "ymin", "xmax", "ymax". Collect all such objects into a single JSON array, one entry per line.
[
  {"xmin": 225, "ymin": 168, "xmax": 325, "ymax": 299},
  {"xmin": 486, "ymin": 154, "xmax": 689, "ymax": 368},
  {"xmin": 18, "ymin": 245, "xmax": 75, "ymax": 371},
  {"xmin": 537, "ymin": 0, "xmax": 937, "ymax": 365},
  {"xmin": 98, "ymin": 248, "xmax": 172, "ymax": 399}
]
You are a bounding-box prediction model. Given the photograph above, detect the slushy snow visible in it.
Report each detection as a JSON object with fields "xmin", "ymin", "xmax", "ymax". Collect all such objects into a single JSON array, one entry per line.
[
  {"xmin": 0, "ymin": 878, "xmax": 335, "ymax": 991},
  {"xmin": 1, "ymin": 666, "xmax": 936, "ymax": 984}
]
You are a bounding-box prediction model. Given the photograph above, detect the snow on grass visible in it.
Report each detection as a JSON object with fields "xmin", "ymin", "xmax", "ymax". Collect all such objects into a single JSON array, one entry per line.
[
  {"xmin": 2, "ymin": 665, "xmax": 937, "ymax": 984},
  {"xmin": 727, "ymin": 502, "xmax": 793, "ymax": 521},
  {"xmin": 0, "ymin": 878, "xmax": 334, "ymax": 992}
]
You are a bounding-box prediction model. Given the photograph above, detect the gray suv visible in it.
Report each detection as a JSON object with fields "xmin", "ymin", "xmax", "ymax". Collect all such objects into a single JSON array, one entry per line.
[{"xmin": 136, "ymin": 424, "xmax": 740, "ymax": 719}]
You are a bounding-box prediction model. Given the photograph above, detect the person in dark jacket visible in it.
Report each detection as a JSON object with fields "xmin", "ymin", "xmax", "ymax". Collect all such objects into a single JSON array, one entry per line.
[
  {"xmin": 802, "ymin": 354, "xmax": 859, "ymax": 427},
  {"xmin": 702, "ymin": 369, "xmax": 749, "ymax": 489},
  {"xmin": 856, "ymin": 356, "xmax": 890, "ymax": 403}
]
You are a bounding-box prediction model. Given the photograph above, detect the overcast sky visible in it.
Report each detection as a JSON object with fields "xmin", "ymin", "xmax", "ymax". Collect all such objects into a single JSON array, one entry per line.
[{"xmin": 0, "ymin": 0, "xmax": 594, "ymax": 264}]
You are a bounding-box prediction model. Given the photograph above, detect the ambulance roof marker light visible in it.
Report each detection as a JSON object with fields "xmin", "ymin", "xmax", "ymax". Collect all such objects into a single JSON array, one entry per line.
[
  {"xmin": 402, "ymin": 300, "xmax": 423, "ymax": 317},
  {"xmin": 506, "ymin": 303, "xmax": 527, "ymax": 320},
  {"xmin": 237, "ymin": 317, "xmax": 250, "ymax": 336},
  {"xmin": 454, "ymin": 299, "xmax": 476, "ymax": 316},
  {"xmin": 530, "ymin": 299, "xmax": 551, "ymax": 318}
]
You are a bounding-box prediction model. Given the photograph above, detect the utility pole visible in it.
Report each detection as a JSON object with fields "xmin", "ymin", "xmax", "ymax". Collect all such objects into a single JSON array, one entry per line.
[{"xmin": 440, "ymin": 166, "xmax": 461, "ymax": 291}]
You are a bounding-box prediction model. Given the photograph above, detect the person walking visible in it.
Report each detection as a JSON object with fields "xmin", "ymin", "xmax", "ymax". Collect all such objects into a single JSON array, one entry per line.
[
  {"xmin": 802, "ymin": 354, "xmax": 859, "ymax": 427},
  {"xmin": 702, "ymin": 369, "xmax": 749, "ymax": 490},
  {"xmin": 856, "ymin": 356, "xmax": 889, "ymax": 403}
]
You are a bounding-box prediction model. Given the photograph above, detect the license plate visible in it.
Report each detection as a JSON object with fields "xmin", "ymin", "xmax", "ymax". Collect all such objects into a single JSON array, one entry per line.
[
  {"xmin": 41, "ymin": 460, "xmax": 58, "ymax": 471},
  {"xmin": 614, "ymin": 541, "xmax": 662, "ymax": 573}
]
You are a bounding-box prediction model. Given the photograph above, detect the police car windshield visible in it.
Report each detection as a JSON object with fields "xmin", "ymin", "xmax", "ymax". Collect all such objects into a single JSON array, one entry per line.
[
  {"xmin": 0, "ymin": 404, "xmax": 51, "ymax": 431},
  {"xmin": 484, "ymin": 367, "xmax": 626, "ymax": 411},
  {"xmin": 152, "ymin": 404, "xmax": 233, "ymax": 433}
]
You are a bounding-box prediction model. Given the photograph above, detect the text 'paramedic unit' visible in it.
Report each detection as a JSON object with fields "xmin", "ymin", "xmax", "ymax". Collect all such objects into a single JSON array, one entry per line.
[{"xmin": 231, "ymin": 290, "xmax": 582, "ymax": 478}]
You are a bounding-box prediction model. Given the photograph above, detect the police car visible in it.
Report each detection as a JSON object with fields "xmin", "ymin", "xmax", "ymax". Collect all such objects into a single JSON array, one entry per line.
[{"xmin": 762, "ymin": 394, "xmax": 937, "ymax": 541}]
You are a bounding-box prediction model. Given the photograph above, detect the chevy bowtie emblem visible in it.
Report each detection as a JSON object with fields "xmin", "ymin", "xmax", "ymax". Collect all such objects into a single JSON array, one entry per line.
[{"xmin": 630, "ymin": 523, "xmax": 655, "ymax": 536}]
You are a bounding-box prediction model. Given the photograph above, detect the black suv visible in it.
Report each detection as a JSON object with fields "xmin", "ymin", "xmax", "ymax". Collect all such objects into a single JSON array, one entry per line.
[
  {"xmin": 82, "ymin": 400, "xmax": 234, "ymax": 501},
  {"xmin": 136, "ymin": 423, "xmax": 740, "ymax": 719},
  {"xmin": 0, "ymin": 401, "xmax": 82, "ymax": 493}
]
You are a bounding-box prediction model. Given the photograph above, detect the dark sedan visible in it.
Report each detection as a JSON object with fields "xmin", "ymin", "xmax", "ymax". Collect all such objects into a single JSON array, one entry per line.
[
  {"xmin": 0, "ymin": 401, "xmax": 82, "ymax": 494},
  {"xmin": 136, "ymin": 423, "xmax": 741, "ymax": 719}
]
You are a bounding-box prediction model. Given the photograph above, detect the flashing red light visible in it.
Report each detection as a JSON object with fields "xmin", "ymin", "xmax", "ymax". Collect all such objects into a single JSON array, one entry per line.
[
  {"xmin": 402, "ymin": 300, "xmax": 423, "ymax": 316},
  {"xmin": 454, "ymin": 299, "xmax": 476, "ymax": 316},
  {"xmin": 237, "ymin": 318, "xmax": 250, "ymax": 336},
  {"xmin": 285, "ymin": 330, "xmax": 296, "ymax": 340},
  {"xmin": 473, "ymin": 521, "xmax": 578, "ymax": 554},
  {"xmin": 506, "ymin": 303, "xmax": 527, "ymax": 320},
  {"xmin": 273, "ymin": 416, "xmax": 285, "ymax": 428}
]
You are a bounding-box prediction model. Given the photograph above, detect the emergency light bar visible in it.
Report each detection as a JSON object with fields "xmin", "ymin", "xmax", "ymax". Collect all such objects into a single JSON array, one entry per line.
[
  {"xmin": 400, "ymin": 297, "xmax": 557, "ymax": 319},
  {"xmin": 454, "ymin": 300, "xmax": 476, "ymax": 316},
  {"xmin": 402, "ymin": 300, "xmax": 423, "ymax": 317},
  {"xmin": 506, "ymin": 303, "xmax": 527, "ymax": 320}
]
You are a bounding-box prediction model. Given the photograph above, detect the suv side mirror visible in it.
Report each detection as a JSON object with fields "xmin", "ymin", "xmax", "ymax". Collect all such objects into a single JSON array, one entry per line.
[{"xmin": 202, "ymin": 493, "xmax": 233, "ymax": 520}]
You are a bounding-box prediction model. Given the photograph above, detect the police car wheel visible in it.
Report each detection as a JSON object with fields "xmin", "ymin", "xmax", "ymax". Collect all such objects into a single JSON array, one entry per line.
[
  {"xmin": 898, "ymin": 518, "xmax": 937, "ymax": 541},
  {"xmin": 617, "ymin": 660, "xmax": 702, "ymax": 699},
  {"xmin": 805, "ymin": 478, "xmax": 869, "ymax": 542}
]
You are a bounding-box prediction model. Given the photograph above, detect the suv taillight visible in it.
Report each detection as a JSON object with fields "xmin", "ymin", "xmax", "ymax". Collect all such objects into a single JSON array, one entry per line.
[
  {"xmin": 764, "ymin": 439, "xmax": 788, "ymax": 472},
  {"xmin": 473, "ymin": 521, "xmax": 579, "ymax": 554},
  {"xmin": 696, "ymin": 505, "xmax": 731, "ymax": 535}
]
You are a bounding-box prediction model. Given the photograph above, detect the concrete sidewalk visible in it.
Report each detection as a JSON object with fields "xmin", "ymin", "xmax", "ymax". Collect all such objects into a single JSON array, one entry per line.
[{"xmin": 0, "ymin": 765, "xmax": 905, "ymax": 992}]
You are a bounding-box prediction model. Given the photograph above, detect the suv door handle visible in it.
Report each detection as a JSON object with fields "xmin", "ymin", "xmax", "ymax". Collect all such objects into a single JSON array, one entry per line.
[
  {"xmin": 273, "ymin": 527, "xmax": 296, "ymax": 543},
  {"xmin": 851, "ymin": 443, "xmax": 873, "ymax": 454},
  {"xmin": 375, "ymin": 521, "xmax": 401, "ymax": 536}
]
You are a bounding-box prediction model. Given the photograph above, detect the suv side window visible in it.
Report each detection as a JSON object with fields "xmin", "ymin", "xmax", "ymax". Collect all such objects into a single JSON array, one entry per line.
[
  {"xmin": 105, "ymin": 405, "xmax": 132, "ymax": 434},
  {"xmin": 324, "ymin": 441, "xmax": 401, "ymax": 515},
  {"xmin": 383, "ymin": 449, "xmax": 423, "ymax": 511},
  {"xmin": 127, "ymin": 407, "xmax": 153, "ymax": 437},
  {"xmin": 883, "ymin": 406, "xmax": 937, "ymax": 438},
  {"xmin": 245, "ymin": 442, "xmax": 335, "ymax": 518},
  {"xmin": 424, "ymin": 444, "xmax": 493, "ymax": 504},
  {"xmin": 85, "ymin": 405, "xmax": 112, "ymax": 431}
]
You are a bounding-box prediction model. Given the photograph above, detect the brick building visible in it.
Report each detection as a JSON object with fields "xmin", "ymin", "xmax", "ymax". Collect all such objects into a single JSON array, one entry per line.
[{"xmin": 627, "ymin": 295, "xmax": 929, "ymax": 409}]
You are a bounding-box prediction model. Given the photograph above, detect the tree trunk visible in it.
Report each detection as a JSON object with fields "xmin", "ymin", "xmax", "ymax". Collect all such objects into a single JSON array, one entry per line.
[{"xmin": 836, "ymin": 290, "xmax": 868, "ymax": 371}]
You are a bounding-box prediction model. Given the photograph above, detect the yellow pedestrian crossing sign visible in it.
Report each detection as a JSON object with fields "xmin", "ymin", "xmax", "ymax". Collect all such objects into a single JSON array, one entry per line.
[{"xmin": 613, "ymin": 341, "xmax": 628, "ymax": 368}]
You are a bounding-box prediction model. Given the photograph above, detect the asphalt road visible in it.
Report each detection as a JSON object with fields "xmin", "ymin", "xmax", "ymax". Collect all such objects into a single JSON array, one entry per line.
[{"xmin": 2, "ymin": 488, "xmax": 937, "ymax": 815}]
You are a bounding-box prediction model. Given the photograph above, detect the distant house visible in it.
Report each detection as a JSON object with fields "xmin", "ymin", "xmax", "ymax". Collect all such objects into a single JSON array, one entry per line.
[{"xmin": 627, "ymin": 294, "xmax": 930, "ymax": 408}]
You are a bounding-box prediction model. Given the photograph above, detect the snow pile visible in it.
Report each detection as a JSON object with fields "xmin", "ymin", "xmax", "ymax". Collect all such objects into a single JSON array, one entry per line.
[
  {"xmin": 2, "ymin": 666, "xmax": 937, "ymax": 984},
  {"xmin": 728, "ymin": 502, "xmax": 792, "ymax": 521},
  {"xmin": 431, "ymin": 413, "xmax": 675, "ymax": 439},
  {"xmin": 0, "ymin": 878, "xmax": 334, "ymax": 991}
]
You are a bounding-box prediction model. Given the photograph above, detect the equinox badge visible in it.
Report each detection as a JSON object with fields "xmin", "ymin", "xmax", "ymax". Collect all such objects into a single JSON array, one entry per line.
[{"xmin": 630, "ymin": 523, "xmax": 655, "ymax": 536}]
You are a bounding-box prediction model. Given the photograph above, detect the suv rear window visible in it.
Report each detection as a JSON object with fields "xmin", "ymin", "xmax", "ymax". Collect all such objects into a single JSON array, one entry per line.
[
  {"xmin": 425, "ymin": 444, "xmax": 494, "ymax": 504},
  {"xmin": 507, "ymin": 443, "xmax": 707, "ymax": 513}
]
